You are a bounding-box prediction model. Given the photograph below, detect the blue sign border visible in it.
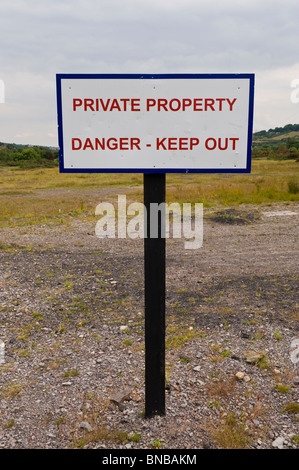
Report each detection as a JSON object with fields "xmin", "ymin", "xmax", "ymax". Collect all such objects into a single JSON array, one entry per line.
[{"xmin": 56, "ymin": 73, "xmax": 254, "ymax": 173}]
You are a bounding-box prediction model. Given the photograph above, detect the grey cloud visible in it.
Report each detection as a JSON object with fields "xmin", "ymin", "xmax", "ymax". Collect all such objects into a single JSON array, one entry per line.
[{"xmin": 0, "ymin": 0, "xmax": 299, "ymax": 144}]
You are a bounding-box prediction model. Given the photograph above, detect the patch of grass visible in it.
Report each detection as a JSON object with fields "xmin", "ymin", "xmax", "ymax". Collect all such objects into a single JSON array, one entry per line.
[
  {"xmin": 63, "ymin": 281, "xmax": 73, "ymax": 290},
  {"xmin": 207, "ymin": 377, "xmax": 236, "ymax": 399},
  {"xmin": 17, "ymin": 348, "xmax": 31, "ymax": 357},
  {"xmin": 165, "ymin": 362, "xmax": 174, "ymax": 387},
  {"xmin": 128, "ymin": 432, "xmax": 141, "ymax": 443},
  {"xmin": 212, "ymin": 412, "xmax": 252, "ymax": 449},
  {"xmin": 209, "ymin": 208, "xmax": 259, "ymax": 225},
  {"xmin": 207, "ymin": 399, "xmax": 222, "ymax": 409},
  {"xmin": 17, "ymin": 322, "xmax": 38, "ymax": 341},
  {"xmin": 3, "ymin": 419, "xmax": 14, "ymax": 428},
  {"xmin": 64, "ymin": 369, "xmax": 79, "ymax": 378},
  {"xmin": 274, "ymin": 330, "xmax": 282, "ymax": 340},
  {"xmin": 32, "ymin": 311, "xmax": 44, "ymax": 321},
  {"xmin": 257, "ymin": 356, "xmax": 270, "ymax": 370},
  {"xmin": 218, "ymin": 306, "xmax": 234, "ymax": 315},
  {"xmin": 74, "ymin": 426, "xmax": 128, "ymax": 448},
  {"xmin": 1, "ymin": 160, "xmax": 298, "ymax": 227},
  {"xmin": 166, "ymin": 325, "xmax": 199, "ymax": 350},
  {"xmin": 275, "ymin": 383, "xmax": 291, "ymax": 394},
  {"xmin": 151, "ymin": 439, "xmax": 164, "ymax": 449},
  {"xmin": 55, "ymin": 416, "xmax": 65, "ymax": 426},
  {"xmin": 282, "ymin": 402, "xmax": 299, "ymax": 414},
  {"xmin": 55, "ymin": 323, "xmax": 66, "ymax": 334},
  {"xmin": 288, "ymin": 178, "xmax": 299, "ymax": 194},
  {"xmin": 0, "ymin": 383, "xmax": 24, "ymax": 400},
  {"xmin": 220, "ymin": 349, "xmax": 231, "ymax": 358},
  {"xmin": 179, "ymin": 356, "xmax": 190, "ymax": 364}
]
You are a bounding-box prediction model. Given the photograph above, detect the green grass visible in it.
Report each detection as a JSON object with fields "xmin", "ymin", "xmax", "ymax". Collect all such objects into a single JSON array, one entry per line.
[
  {"xmin": 282, "ymin": 402, "xmax": 299, "ymax": 414},
  {"xmin": 275, "ymin": 383, "xmax": 291, "ymax": 394},
  {"xmin": 166, "ymin": 325, "xmax": 199, "ymax": 350},
  {"xmin": 0, "ymin": 159, "xmax": 298, "ymax": 227},
  {"xmin": 211, "ymin": 412, "xmax": 252, "ymax": 449}
]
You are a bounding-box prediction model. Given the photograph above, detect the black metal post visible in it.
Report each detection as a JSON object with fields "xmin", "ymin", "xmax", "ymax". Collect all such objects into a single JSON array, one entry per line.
[{"xmin": 144, "ymin": 173, "xmax": 166, "ymax": 417}]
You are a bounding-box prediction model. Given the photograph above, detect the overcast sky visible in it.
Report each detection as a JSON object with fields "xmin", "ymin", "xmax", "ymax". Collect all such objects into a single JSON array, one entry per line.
[{"xmin": 1, "ymin": 0, "xmax": 299, "ymax": 146}]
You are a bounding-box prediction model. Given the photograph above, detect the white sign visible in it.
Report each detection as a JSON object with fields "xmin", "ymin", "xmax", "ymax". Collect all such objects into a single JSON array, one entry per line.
[{"xmin": 56, "ymin": 74, "xmax": 254, "ymax": 173}]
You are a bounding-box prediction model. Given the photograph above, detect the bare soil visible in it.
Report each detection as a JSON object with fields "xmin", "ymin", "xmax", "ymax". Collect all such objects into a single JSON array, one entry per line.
[{"xmin": 0, "ymin": 193, "xmax": 298, "ymax": 449}]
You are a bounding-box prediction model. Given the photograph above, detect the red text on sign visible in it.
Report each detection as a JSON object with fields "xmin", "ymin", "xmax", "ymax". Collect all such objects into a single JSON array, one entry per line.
[
  {"xmin": 73, "ymin": 98, "xmax": 141, "ymax": 112},
  {"xmin": 146, "ymin": 98, "xmax": 237, "ymax": 112},
  {"xmin": 205, "ymin": 137, "xmax": 239, "ymax": 150},
  {"xmin": 156, "ymin": 137, "xmax": 200, "ymax": 150},
  {"xmin": 72, "ymin": 137, "xmax": 141, "ymax": 150}
]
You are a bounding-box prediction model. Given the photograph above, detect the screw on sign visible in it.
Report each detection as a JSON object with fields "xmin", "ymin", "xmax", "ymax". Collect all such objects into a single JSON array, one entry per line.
[{"xmin": 56, "ymin": 74, "xmax": 255, "ymax": 417}]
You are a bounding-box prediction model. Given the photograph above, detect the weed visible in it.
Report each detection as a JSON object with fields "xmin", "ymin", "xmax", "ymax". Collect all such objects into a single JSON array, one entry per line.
[
  {"xmin": 257, "ymin": 356, "xmax": 270, "ymax": 370},
  {"xmin": 128, "ymin": 432, "xmax": 141, "ymax": 443},
  {"xmin": 55, "ymin": 323, "xmax": 66, "ymax": 334},
  {"xmin": 64, "ymin": 369, "xmax": 79, "ymax": 378},
  {"xmin": 179, "ymin": 356, "xmax": 190, "ymax": 364},
  {"xmin": 220, "ymin": 349, "xmax": 231, "ymax": 358},
  {"xmin": 0, "ymin": 383, "xmax": 24, "ymax": 400},
  {"xmin": 282, "ymin": 402, "xmax": 299, "ymax": 414},
  {"xmin": 207, "ymin": 400, "xmax": 222, "ymax": 409},
  {"xmin": 55, "ymin": 417, "xmax": 65, "ymax": 426},
  {"xmin": 4, "ymin": 419, "xmax": 14, "ymax": 428},
  {"xmin": 212, "ymin": 412, "xmax": 252, "ymax": 449},
  {"xmin": 166, "ymin": 325, "xmax": 199, "ymax": 350},
  {"xmin": 165, "ymin": 362, "xmax": 174, "ymax": 387},
  {"xmin": 32, "ymin": 311, "xmax": 44, "ymax": 321},
  {"xmin": 218, "ymin": 307, "xmax": 234, "ymax": 315},
  {"xmin": 275, "ymin": 383, "xmax": 291, "ymax": 394},
  {"xmin": 63, "ymin": 281, "xmax": 73, "ymax": 290},
  {"xmin": 17, "ymin": 348, "xmax": 31, "ymax": 357},
  {"xmin": 207, "ymin": 377, "xmax": 235, "ymax": 399},
  {"xmin": 74, "ymin": 427, "xmax": 128, "ymax": 448},
  {"xmin": 288, "ymin": 178, "xmax": 299, "ymax": 194},
  {"xmin": 151, "ymin": 439, "xmax": 164, "ymax": 449},
  {"xmin": 274, "ymin": 330, "xmax": 282, "ymax": 340}
]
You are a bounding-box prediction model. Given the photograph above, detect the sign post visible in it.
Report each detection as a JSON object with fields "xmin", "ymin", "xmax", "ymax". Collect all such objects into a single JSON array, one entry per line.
[
  {"xmin": 144, "ymin": 173, "xmax": 166, "ymax": 416},
  {"xmin": 56, "ymin": 73, "xmax": 254, "ymax": 417}
]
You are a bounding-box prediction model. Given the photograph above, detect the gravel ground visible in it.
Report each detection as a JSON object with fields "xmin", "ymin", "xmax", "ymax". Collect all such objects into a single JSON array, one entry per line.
[{"xmin": 0, "ymin": 198, "xmax": 298, "ymax": 449}]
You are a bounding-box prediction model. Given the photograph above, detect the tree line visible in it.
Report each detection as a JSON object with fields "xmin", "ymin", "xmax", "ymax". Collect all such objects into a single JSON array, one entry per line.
[
  {"xmin": 0, "ymin": 143, "xmax": 59, "ymax": 168},
  {"xmin": 1, "ymin": 122, "xmax": 299, "ymax": 168}
]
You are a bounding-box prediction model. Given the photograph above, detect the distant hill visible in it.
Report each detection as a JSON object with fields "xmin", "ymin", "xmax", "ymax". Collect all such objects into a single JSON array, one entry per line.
[
  {"xmin": 253, "ymin": 123, "xmax": 299, "ymax": 140},
  {"xmin": 252, "ymin": 124, "xmax": 299, "ymax": 160},
  {"xmin": 1, "ymin": 123, "xmax": 299, "ymax": 168}
]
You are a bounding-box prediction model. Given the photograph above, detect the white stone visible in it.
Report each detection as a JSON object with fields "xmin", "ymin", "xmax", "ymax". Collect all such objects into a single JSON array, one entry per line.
[
  {"xmin": 79, "ymin": 421, "xmax": 92, "ymax": 432},
  {"xmin": 272, "ymin": 437, "xmax": 284, "ymax": 449},
  {"xmin": 235, "ymin": 372, "xmax": 245, "ymax": 380}
]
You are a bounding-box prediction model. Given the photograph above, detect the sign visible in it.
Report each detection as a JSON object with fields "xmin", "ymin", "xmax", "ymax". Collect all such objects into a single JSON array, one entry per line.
[{"xmin": 56, "ymin": 73, "xmax": 254, "ymax": 173}]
